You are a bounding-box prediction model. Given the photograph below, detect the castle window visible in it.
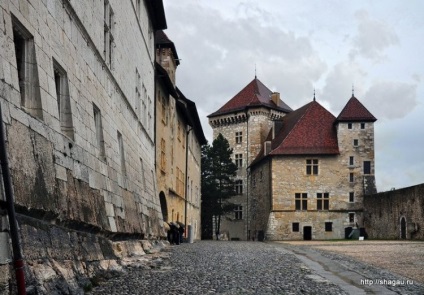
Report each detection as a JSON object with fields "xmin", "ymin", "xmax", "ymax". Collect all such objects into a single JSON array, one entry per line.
[
  {"xmin": 234, "ymin": 205, "xmax": 243, "ymax": 220},
  {"xmin": 235, "ymin": 180, "xmax": 243, "ymax": 195},
  {"xmin": 292, "ymin": 222, "xmax": 300, "ymax": 232},
  {"xmin": 361, "ymin": 123, "xmax": 365, "ymax": 129},
  {"xmin": 252, "ymin": 174, "xmax": 256, "ymax": 188},
  {"xmin": 325, "ymin": 222, "xmax": 333, "ymax": 232},
  {"xmin": 160, "ymin": 138, "xmax": 166, "ymax": 172},
  {"xmin": 104, "ymin": 0, "xmax": 114, "ymax": 67},
  {"xmin": 349, "ymin": 156, "xmax": 354, "ymax": 166},
  {"xmin": 235, "ymin": 131, "xmax": 242, "ymax": 144},
  {"xmin": 349, "ymin": 192, "xmax": 355, "ymax": 203},
  {"xmin": 353, "ymin": 139, "xmax": 359, "ymax": 146},
  {"xmin": 235, "ymin": 154, "xmax": 243, "ymax": 168},
  {"xmin": 363, "ymin": 161, "xmax": 371, "ymax": 174},
  {"xmin": 93, "ymin": 103, "xmax": 106, "ymax": 161},
  {"xmin": 136, "ymin": 0, "xmax": 141, "ymax": 19},
  {"xmin": 348, "ymin": 213, "xmax": 355, "ymax": 223},
  {"xmin": 317, "ymin": 193, "xmax": 329, "ymax": 210},
  {"xmin": 136, "ymin": 68, "xmax": 141, "ymax": 118},
  {"xmin": 53, "ymin": 59, "xmax": 74, "ymax": 140},
  {"xmin": 348, "ymin": 123, "xmax": 353, "ymax": 129},
  {"xmin": 306, "ymin": 159, "xmax": 318, "ymax": 175},
  {"xmin": 349, "ymin": 172, "xmax": 354, "ymax": 183},
  {"xmin": 140, "ymin": 158, "xmax": 146, "ymax": 190},
  {"xmin": 117, "ymin": 131, "xmax": 126, "ymax": 176},
  {"xmin": 12, "ymin": 15, "xmax": 43, "ymax": 119},
  {"xmin": 295, "ymin": 193, "xmax": 308, "ymax": 210}
]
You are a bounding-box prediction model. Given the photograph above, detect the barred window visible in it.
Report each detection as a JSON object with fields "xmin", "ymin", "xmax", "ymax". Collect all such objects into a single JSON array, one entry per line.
[
  {"xmin": 295, "ymin": 193, "xmax": 308, "ymax": 210},
  {"xmin": 54, "ymin": 59, "xmax": 74, "ymax": 140},
  {"xmin": 235, "ymin": 131, "xmax": 242, "ymax": 144},
  {"xmin": 306, "ymin": 159, "xmax": 318, "ymax": 175},
  {"xmin": 234, "ymin": 205, "xmax": 243, "ymax": 220},
  {"xmin": 292, "ymin": 222, "xmax": 300, "ymax": 232},
  {"xmin": 235, "ymin": 180, "xmax": 243, "ymax": 195},
  {"xmin": 104, "ymin": 0, "xmax": 114, "ymax": 67},
  {"xmin": 349, "ymin": 192, "xmax": 354, "ymax": 203},
  {"xmin": 235, "ymin": 154, "xmax": 243, "ymax": 168},
  {"xmin": 317, "ymin": 193, "xmax": 329, "ymax": 210}
]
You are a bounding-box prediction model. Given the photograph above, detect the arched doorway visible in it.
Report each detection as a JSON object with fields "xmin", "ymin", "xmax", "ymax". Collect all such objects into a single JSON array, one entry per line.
[
  {"xmin": 400, "ymin": 217, "xmax": 406, "ymax": 239},
  {"xmin": 159, "ymin": 192, "xmax": 168, "ymax": 222}
]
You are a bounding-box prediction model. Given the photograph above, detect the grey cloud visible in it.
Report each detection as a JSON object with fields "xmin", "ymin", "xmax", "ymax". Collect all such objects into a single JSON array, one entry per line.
[
  {"xmin": 349, "ymin": 10, "xmax": 399, "ymax": 62},
  {"xmin": 165, "ymin": 2, "xmax": 327, "ymax": 118},
  {"xmin": 364, "ymin": 81, "xmax": 418, "ymax": 119},
  {"xmin": 321, "ymin": 61, "xmax": 368, "ymax": 113}
]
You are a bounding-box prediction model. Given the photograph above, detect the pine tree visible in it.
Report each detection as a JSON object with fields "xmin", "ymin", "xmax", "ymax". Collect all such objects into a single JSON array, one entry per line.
[{"xmin": 201, "ymin": 134, "xmax": 238, "ymax": 239}]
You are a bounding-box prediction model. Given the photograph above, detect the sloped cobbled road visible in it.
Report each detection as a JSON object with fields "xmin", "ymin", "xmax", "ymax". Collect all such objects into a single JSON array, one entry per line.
[{"xmin": 91, "ymin": 241, "xmax": 347, "ymax": 295}]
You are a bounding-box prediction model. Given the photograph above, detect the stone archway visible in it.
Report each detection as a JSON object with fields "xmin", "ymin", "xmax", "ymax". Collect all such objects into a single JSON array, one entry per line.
[
  {"xmin": 400, "ymin": 217, "xmax": 406, "ymax": 239},
  {"xmin": 159, "ymin": 192, "xmax": 168, "ymax": 222}
]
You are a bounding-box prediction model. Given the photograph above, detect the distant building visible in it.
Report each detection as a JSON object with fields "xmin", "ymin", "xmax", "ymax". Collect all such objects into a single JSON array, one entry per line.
[
  {"xmin": 208, "ymin": 77, "xmax": 292, "ymax": 240},
  {"xmin": 155, "ymin": 31, "xmax": 206, "ymax": 240},
  {"xmin": 209, "ymin": 78, "xmax": 377, "ymax": 240}
]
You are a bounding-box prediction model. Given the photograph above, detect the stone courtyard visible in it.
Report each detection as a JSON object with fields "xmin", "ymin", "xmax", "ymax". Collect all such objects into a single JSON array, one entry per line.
[{"xmin": 90, "ymin": 240, "xmax": 424, "ymax": 295}]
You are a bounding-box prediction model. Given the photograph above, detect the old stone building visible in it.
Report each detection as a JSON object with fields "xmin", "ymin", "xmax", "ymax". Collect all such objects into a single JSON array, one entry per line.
[
  {"xmin": 155, "ymin": 31, "xmax": 206, "ymax": 240},
  {"xmin": 209, "ymin": 78, "xmax": 377, "ymax": 241},
  {"xmin": 208, "ymin": 77, "xmax": 292, "ymax": 240},
  {"xmin": 0, "ymin": 0, "xmax": 174, "ymax": 292}
]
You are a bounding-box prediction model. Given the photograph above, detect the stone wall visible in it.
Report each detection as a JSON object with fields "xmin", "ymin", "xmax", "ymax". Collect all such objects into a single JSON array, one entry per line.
[
  {"xmin": 0, "ymin": 214, "xmax": 167, "ymax": 294},
  {"xmin": 364, "ymin": 184, "xmax": 424, "ymax": 240},
  {"xmin": 0, "ymin": 0, "xmax": 166, "ymax": 292}
]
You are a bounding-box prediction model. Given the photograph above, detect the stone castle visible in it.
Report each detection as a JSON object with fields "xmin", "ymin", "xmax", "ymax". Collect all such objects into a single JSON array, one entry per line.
[{"xmin": 208, "ymin": 77, "xmax": 377, "ymax": 241}]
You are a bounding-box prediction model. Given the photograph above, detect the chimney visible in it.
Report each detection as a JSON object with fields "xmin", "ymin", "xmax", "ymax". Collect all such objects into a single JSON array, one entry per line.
[
  {"xmin": 264, "ymin": 141, "xmax": 271, "ymax": 156},
  {"xmin": 271, "ymin": 92, "xmax": 280, "ymax": 107}
]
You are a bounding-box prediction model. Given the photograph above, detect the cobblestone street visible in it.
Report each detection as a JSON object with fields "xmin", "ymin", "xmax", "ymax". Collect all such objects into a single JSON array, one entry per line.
[{"xmin": 90, "ymin": 241, "xmax": 424, "ymax": 295}]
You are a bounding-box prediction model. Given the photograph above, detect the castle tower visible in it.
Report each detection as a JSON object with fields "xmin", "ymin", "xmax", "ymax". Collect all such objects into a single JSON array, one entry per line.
[
  {"xmin": 208, "ymin": 77, "xmax": 292, "ymax": 240},
  {"xmin": 155, "ymin": 31, "xmax": 180, "ymax": 85},
  {"xmin": 336, "ymin": 95, "xmax": 377, "ymax": 228}
]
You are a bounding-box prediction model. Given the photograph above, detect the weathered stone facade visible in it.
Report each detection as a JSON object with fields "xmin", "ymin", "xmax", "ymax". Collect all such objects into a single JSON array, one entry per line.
[
  {"xmin": 155, "ymin": 32, "xmax": 206, "ymax": 241},
  {"xmin": 0, "ymin": 0, "xmax": 168, "ymax": 292},
  {"xmin": 364, "ymin": 184, "xmax": 424, "ymax": 240}
]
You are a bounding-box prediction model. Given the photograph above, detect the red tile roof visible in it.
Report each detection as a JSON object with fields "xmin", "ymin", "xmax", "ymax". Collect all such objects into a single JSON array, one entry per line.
[
  {"xmin": 269, "ymin": 101, "xmax": 339, "ymax": 155},
  {"xmin": 337, "ymin": 96, "xmax": 377, "ymax": 122},
  {"xmin": 208, "ymin": 78, "xmax": 292, "ymax": 117}
]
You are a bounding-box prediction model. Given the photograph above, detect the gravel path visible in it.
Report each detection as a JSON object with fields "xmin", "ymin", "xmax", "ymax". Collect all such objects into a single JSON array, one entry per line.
[{"xmin": 91, "ymin": 241, "xmax": 347, "ymax": 295}]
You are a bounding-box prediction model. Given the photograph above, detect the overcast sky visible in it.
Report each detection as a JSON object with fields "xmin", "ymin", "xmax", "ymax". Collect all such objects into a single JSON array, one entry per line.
[{"xmin": 163, "ymin": 0, "xmax": 424, "ymax": 192}]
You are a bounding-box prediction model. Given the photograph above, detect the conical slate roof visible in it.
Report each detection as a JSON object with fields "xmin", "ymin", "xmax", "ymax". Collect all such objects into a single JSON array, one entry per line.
[
  {"xmin": 336, "ymin": 96, "xmax": 377, "ymax": 122},
  {"xmin": 208, "ymin": 78, "xmax": 292, "ymax": 117}
]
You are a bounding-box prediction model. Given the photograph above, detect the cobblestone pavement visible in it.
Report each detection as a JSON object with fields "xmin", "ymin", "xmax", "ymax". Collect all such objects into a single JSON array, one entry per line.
[
  {"xmin": 91, "ymin": 241, "xmax": 348, "ymax": 295},
  {"xmin": 91, "ymin": 241, "xmax": 424, "ymax": 295}
]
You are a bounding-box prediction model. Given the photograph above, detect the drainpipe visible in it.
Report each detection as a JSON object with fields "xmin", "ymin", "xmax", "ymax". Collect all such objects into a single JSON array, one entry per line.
[
  {"xmin": 0, "ymin": 104, "xmax": 26, "ymax": 294},
  {"xmin": 184, "ymin": 126, "xmax": 192, "ymax": 239}
]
